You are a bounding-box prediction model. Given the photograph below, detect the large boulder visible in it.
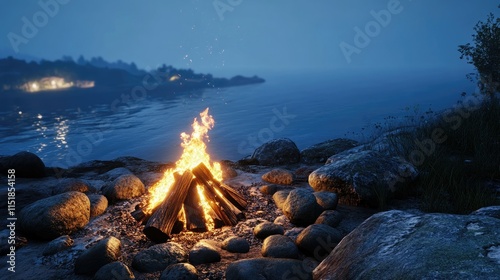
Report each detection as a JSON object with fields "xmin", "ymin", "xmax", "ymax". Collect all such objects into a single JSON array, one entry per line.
[
  {"xmin": 300, "ymin": 138, "xmax": 359, "ymax": 164},
  {"xmin": 19, "ymin": 191, "xmax": 90, "ymax": 240},
  {"xmin": 132, "ymin": 242, "xmax": 187, "ymax": 273},
  {"xmin": 226, "ymin": 258, "xmax": 313, "ymax": 280},
  {"xmin": 313, "ymin": 210, "xmax": 500, "ymax": 279},
  {"xmin": 0, "ymin": 151, "xmax": 45, "ymax": 178},
  {"xmin": 308, "ymin": 150, "xmax": 418, "ymax": 207},
  {"xmin": 251, "ymin": 138, "xmax": 300, "ymax": 166},
  {"xmin": 102, "ymin": 174, "xmax": 145, "ymax": 203},
  {"xmin": 74, "ymin": 236, "xmax": 122, "ymax": 275},
  {"xmin": 282, "ymin": 189, "xmax": 323, "ymax": 226}
]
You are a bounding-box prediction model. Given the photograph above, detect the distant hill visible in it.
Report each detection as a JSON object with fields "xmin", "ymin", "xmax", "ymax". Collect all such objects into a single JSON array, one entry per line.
[
  {"xmin": 0, "ymin": 56, "xmax": 265, "ymax": 93},
  {"xmin": 0, "ymin": 56, "xmax": 265, "ymax": 111}
]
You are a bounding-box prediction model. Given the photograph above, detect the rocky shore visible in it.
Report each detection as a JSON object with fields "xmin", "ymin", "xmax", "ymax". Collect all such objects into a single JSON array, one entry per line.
[{"xmin": 1, "ymin": 136, "xmax": 499, "ymax": 279}]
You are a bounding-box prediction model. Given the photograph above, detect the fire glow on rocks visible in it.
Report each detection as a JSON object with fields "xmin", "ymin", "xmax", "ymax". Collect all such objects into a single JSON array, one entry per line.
[{"xmin": 139, "ymin": 108, "xmax": 246, "ymax": 242}]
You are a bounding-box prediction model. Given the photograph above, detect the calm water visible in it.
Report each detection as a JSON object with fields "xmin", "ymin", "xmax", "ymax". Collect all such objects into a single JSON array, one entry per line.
[{"xmin": 0, "ymin": 69, "xmax": 475, "ymax": 168}]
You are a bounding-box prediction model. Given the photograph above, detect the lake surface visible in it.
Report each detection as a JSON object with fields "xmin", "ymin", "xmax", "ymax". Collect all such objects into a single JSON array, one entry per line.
[{"xmin": 0, "ymin": 68, "xmax": 476, "ymax": 168}]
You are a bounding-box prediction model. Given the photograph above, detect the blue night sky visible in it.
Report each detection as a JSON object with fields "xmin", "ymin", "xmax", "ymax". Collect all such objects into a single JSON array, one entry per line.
[{"xmin": 1, "ymin": 0, "xmax": 499, "ymax": 76}]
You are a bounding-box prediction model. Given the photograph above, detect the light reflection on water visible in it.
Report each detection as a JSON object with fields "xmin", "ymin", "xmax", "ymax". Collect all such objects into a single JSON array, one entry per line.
[{"xmin": 0, "ymin": 70, "xmax": 476, "ymax": 167}]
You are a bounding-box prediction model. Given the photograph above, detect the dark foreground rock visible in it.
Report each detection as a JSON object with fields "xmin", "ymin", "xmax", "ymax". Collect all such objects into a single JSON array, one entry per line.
[
  {"xmin": 94, "ymin": 261, "xmax": 135, "ymax": 280},
  {"xmin": 160, "ymin": 263, "xmax": 198, "ymax": 280},
  {"xmin": 471, "ymin": 205, "xmax": 500, "ymax": 219},
  {"xmin": 283, "ymin": 188, "xmax": 323, "ymax": 226},
  {"xmin": 313, "ymin": 210, "xmax": 500, "ymax": 279},
  {"xmin": 132, "ymin": 242, "xmax": 187, "ymax": 273},
  {"xmin": 189, "ymin": 240, "xmax": 221, "ymax": 265},
  {"xmin": 43, "ymin": 235, "xmax": 73, "ymax": 256},
  {"xmin": 226, "ymin": 258, "xmax": 313, "ymax": 280},
  {"xmin": 296, "ymin": 224, "xmax": 343, "ymax": 260},
  {"xmin": 74, "ymin": 236, "xmax": 122, "ymax": 275},
  {"xmin": 300, "ymin": 138, "xmax": 359, "ymax": 164},
  {"xmin": 0, "ymin": 151, "xmax": 46, "ymax": 178},
  {"xmin": 253, "ymin": 222, "xmax": 284, "ymax": 239},
  {"xmin": 251, "ymin": 138, "xmax": 300, "ymax": 166},
  {"xmin": 262, "ymin": 235, "xmax": 299, "ymax": 259},
  {"xmin": 19, "ymin": 191, "xmax": 90, "ymax": 240},
  {"xmin": 221, "ymin": 236, "xmax": 250, "ymax": 253},
  {"xmin": 309, "ymin": 150, "xmax": 418, "ymax": 207}
]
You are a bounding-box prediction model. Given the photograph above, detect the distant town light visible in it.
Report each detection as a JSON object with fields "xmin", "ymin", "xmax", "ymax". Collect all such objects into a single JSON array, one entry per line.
[{"xmin": 21, "ymin": 76, "xmax": 94, "ymax": 92}]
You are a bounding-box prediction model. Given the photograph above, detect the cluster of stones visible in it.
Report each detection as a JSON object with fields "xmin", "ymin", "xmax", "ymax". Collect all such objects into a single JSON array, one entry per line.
[{"xmin": 3, "ymin": 132, "xmax": 500, "ymax": 280}]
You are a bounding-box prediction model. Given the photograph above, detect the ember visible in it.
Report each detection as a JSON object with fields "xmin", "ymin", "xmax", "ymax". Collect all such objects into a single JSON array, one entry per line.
[{"xmin": 132, "ymin": 108, "xmax": 246, "ymax": 243}]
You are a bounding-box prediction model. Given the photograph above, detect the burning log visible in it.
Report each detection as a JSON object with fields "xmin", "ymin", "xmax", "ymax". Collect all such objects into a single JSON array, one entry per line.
[
  {"xmin": 192, "ymin": 163, "xmax": 245, "ymax": 225},
  {"xmin": 183, "ymin": 181, "xmax": 207, "ymax": 232},
  {"xmin": 143, "ymin": 171, "xmax": 193, "ymax": 243},
  {"xmin": 134, "ymin": 163, "xmax": 246, "ymax": 242}
]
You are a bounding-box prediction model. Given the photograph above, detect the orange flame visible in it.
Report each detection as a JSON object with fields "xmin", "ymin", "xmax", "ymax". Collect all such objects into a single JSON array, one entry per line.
[{"xmin": 145, "ymin": 108, "xmax": 222, "ymax": 231}]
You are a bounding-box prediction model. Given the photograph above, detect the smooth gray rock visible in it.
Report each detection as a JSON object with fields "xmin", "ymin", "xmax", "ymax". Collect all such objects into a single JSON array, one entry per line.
[
  {"xmin": 221, "ymin": 236, "xmax": 250, "ymax": 253},
  {"xmin": 471, "ymin": 206, "xmax": 500, "ymax": 219},
  {"xmin": 189, "ymin": 240, "xmax": 221, "ymax": 265},
  {"xmin": 160, "ymin": 263, "xmax": 198, "ymax": 280},
  {"xmin": 0, "ymin": 151, "xmax": 45, "ymax": 178},
  {"xmin": 226, "ymin": 258, "xmax": 312, "ymax": 280},
  {"xmin": 296, "ymin": 224, "xmax": 342, "ymax": 260},
  {"xmin": 261, "ymin": 168, "xmax": 294, "ymax": 185},
  {"xmin": 282, "ymin": 189, "xmax": 323, "ymax": 226},
  {"xmin": 251, "ymin": 138, "xmax": 300, "ymax": 166},
  {"xmin": 75, "ymin": 236, "xmax": 122, "ymax": 275},
  {"xmin": 309, "ymin": 150, "xmax": 418, "ymax": 207},
  {"xmin": 102, "ymin": 174, "xmax": 145, "ymax": 203},
  {"xmin": 262, "ymin": 235, "xmax": 299, "ymax": 259},
  {"xmin": 43, "ymin": 235, "xmax": 73, "ymax": 256},
  {"xmin": 300, "ymin": 138, "xmax": 359, "ymax": 164},
  {"xmin": 253, "ymin": 222, "xmax": 284, "ymax": 239},
  {"xmin": 19, "ymin": 191, "xmax": 90, "ymax": 240},
  {"xmin": 313, "ymin": 210, "xmax": 500, "ymax": 280},
  {"xmin": 313, "ymin": 191, "xmax": 338, "ymax": 210},
  {"xmin": 315, "ymin": 210, "xmax": 343, "ymax": 228},
  {"xmin": 93, "ymin": 261, "xmax": 135, "ymax": 280},
  {"xmin": 272, "ymin": 190, "xmax": 291, "ymax": 210},
  {"xmin": 132, "ymin": 242, "xmax": 187, "ymax": 273}
]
